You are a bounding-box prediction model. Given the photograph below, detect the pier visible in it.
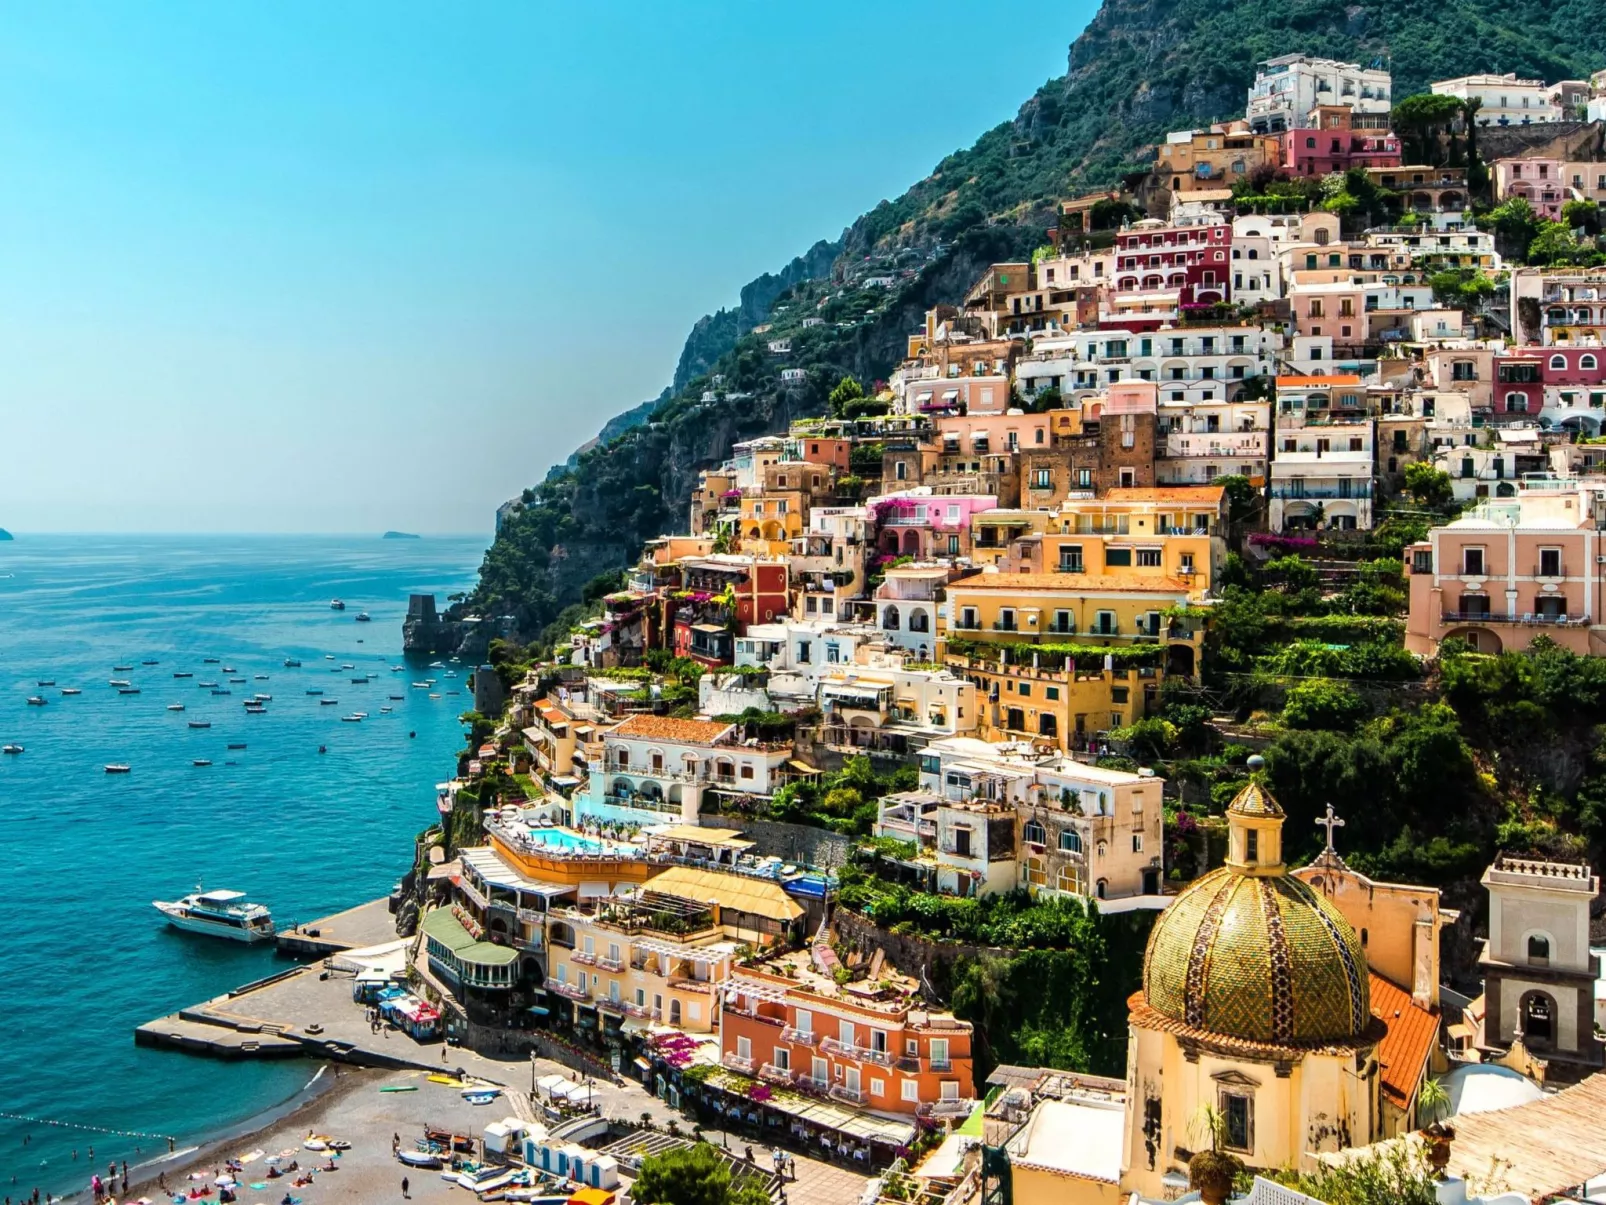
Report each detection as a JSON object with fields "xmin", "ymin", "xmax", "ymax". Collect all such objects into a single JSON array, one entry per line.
[{"xmin": 273, "ymin": 895, "xmax": 397, "ymax": 958}]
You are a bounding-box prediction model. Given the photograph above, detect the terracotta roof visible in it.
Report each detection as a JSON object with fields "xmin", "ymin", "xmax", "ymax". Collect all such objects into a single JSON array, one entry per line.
[
  {"xmin": 1368, "ymin": 973, "xmax": 1439, "ymax": 1110},
  {"xmin": 947, "ymin": 572, "xmax": 1193, "ymax": 594},
  {"xmin": 611, "ymin": 713, "xmax": 734, "ymax": 744},
  {"xmin": 1444, "ymin": 1068, "xmax": 1606, "ymax": 1195},
  {"xmin": 1102, "ymin": 487, "xmax": 1226, "ymax": 504},
  {"xmin": 1276, "ymin": 374, "xmax": 1363, "ymax": 387}
]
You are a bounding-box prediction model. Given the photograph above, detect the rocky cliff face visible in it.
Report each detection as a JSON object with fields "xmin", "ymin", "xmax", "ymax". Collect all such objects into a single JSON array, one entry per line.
[{"xmin": 458, "ymin": 0, "xmax": 1606, "ymax": 643}]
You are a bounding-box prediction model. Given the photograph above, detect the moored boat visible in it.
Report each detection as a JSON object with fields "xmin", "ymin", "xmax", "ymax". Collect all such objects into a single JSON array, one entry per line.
[
  {"xmin": 283, "ymin": 658, "xmax": 302, "ymax": 668},
  {"xmin": 355, "ymin": 612, "xmax": 371, "ymax": 622},
  {"xmin": 188, "ymin": 720, "xmax": 211, "ymax": 729},
  {"xmin": 329, "ymin": 599, "xmax": 346, "ymax": 611},
  {"xmin": 193, "ymin": 759, "xmax": 212, "ymax": 767},
  {"xmin": 168, "ymin": 703, "xmax": 186, "ymax": 712},
  {"xmin": 105, "ymin": 764, "xmax": 131, "ymax": 773},
  {"xmin": 152, "ymin": 887, "xmax": 274, "ymax": 942},
  {"xmin": 60, "ymin": 687, "xmax": 82, "ymax": 696},
  {"xmin": 108, "ymin": 679, "xmax": 131, "ymax": 687},
  {"xmin": 119, "ymin": 687, "xmax": 141, "ymax": 695},
  {"xmin": 2, "ymin": 744, "xmax": 22, "ymax": 755},
  {"xmin": 320, "ymin": 698, "xmax": 339, "ymax": 706},
  {"xmin": 26, "ymin": 696, "xmax": 47, "ymax": 706},
  {"xmin": 36, "ymin": 679, "xmax": 55, "ymax": 686},
  {"xmin": 174, "ymin": 671, "xmax": 193, "ymax": 678}
]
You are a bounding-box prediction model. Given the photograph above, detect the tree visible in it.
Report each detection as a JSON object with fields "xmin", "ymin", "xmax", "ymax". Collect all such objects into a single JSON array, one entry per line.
[
  {"xmin": 1403, "ymin": 461, "xmax": 1453, "ymax": 508},
  {"xmin": 827, "ymin": 375, "xmax": 866, "ymax": 416},
  {"xmin": 1282, "ymin": 680, "xmax": 1369, "ymax": 732},
  {"xmin": 1215, "ymin": 474, "xmax": 1258, "ymax": 522},
  {"xmin": 631, "ymin": 1144, "xmax": 769, "ymax": 1205},
  {"xmin": 1478, "ymin": 196, "xmax": 1545, "ymax": 261},
  {"xmin": 1563, "ymin": 199, "xmax": 1601, "ymax": 237},
  {"xmin": 1390, "ymin": 94, "xmax": 1462, "ymax": 166}
]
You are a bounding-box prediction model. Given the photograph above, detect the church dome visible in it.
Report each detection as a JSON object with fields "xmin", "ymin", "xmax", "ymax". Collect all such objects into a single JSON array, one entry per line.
[{"xmin": 1141, "ymin": 771, "xmax": 1371, "ymax": 1045}]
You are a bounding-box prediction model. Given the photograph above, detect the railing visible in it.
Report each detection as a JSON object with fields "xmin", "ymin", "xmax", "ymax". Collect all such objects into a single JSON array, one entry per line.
[
  {"xmin": 1441, "ymin": 611, "xmax": 1585, "ymax": 626},
  {"xmin": 597, "ymin": 955, "xmax": 625, "ymax": 973},
  {"xmin": 759, "ymin": 1063, "xmax": 794, "ymax": 1083},
  {"xmin": 545, "ymin": 977, "xmax": 590, "ymax": 1002},
  {"xmin": 723, "ymin": 1052, "xmax": 755, "ymax": 1074},
  {"xmin": 620, "ymin": 1000, "xmax": 652, "ymax": 1019},
  {"xmin": 795, "ymin": 1074, "xmax": 829, "ymax": 1093},
  {"xmin": 1534, "ymin": 564, "xmax": 1567, "ymax": 578},
  {"xmin": 596, "ymin": 997, "xmax": 626, "ymax": 1015},
  {"xmin": 1268, "ymin": 484, "xmax": 1373, "ymax": 500},
  {"xmin": 992, "ymin": 621, "xmax": 1018, "ymax": 632},
  {"xmin": 458, "ymin": 878, "xmax": 489, "ymax": 910},
  {"xmin": 828, "ymin": 1084, "xmax": 864, "ymax": 1105},
  {"xmin": 516, "ymin": 907, "xmax": 544, "ymax": 926},
  {"xmin": 667, "ymin": 975, "xmax": 713, "ymax": 994},
  {"xmin": 929, "ymin": 1058, "xmax": 953, "ymax": 1072},
  {"xmin": 918, "ymin": 1098, "xmax": 975, "ymax": 1120},
  {"xmin": 781, "ymin": 1026, "xmax": 818, "ymax": 1047},
  {"xmin": 571, "ymin": 951, "xmax": 597, "ymax": 966}
]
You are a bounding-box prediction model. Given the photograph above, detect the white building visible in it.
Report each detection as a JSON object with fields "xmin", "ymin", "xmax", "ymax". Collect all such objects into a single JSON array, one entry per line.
[
  {"xmin": 1156, "ymin": 400, "xmax": 1271, "ymax": 485},
  {"xmin": 816, "ymin": 660, "xmax": 978, "ymax": 757},
  {"xmin": 1432, "ymin": 73, "xmax": 1563, "ymax": 126},
  {"xmin": 1018, "ymin": 326, "xmax": 1281, "ymax": 407},
  {"xmin": 1246, "ymin": 55, "xmax": 1392, "ymax": 132},
  {"xmin": 873, "ymin": 563, "xmax": 953, "ymax": 657}
]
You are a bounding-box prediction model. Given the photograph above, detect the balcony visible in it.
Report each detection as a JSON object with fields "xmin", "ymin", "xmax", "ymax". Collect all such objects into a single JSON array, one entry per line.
[
  {"xmin": 992, "ymin": 621, "xmax": 1019, "ymax": 633},
  {"xmin": 1268, "ymin": 484, "xmax": 1374, "ymax": 500},
  {"xmin": 597, "ymin": 955, "xmax": 625, "ymax": 973},
  {"xmin": 759, "ymin": 1063, "xmax": 794, "ymax": 1083},
  {"xmin": 819, "ymin": 1036, "xmax": 893, "ymax": 1065},
  {"xmin": 668, "ymin": 975, "xmax": 713, "ymax": 994},
  {"xmin": 516, "ymin": 907, "xmax": 544, "ymax": 926},
  {"xmin": 458, "ymin": 878, "xmax": 489, "ymax": 910},
  {"xmin": 596, "ymin": 997, "xmax": 627, "ymax": 1016},
  {"xmin": 796, "ymin": 1074, "xmax": 830, "ymax": 1093},
  {"xmin": 781, "ymin": 1026, "xmax": 818, "ymax": 1047},
  {"xmin": 828, "ymin": 1084, "xmax": 864, "ymax": 1105},
  {"xmin": 571, "ymin": 951, "xmax": 597, "ymax": 966},
  {"xmin": 1441, "ymin": 611, "xmax": 1586, "ymax": 626},
  {"xmin": 545, "ymin": 977, "xmax": 590, "ymax": 1002},
  {"xmin": 723, "ymin": 1052, "xmax": 755, "ymax": 1074},
  {"xmin": 918, "ymin": 1098, "xmax": 975, "ymax": 1120},
  {"xmin": 1534, "ymin": 564, "xmax": 1567, "ymax": 579}
]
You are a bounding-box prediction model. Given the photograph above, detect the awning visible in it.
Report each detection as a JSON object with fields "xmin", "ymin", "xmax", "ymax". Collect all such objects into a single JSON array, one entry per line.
[
  {"xmin": 943, "ymin": 389, "xmax": 959, "ymax": 400},
  {"xmin": 705, "ymin": 1074, "xmax": 915, "ymax": 1146},
  {"xmin": 787, "ymin": 759, "xmax": 822, "ymax": 775}
]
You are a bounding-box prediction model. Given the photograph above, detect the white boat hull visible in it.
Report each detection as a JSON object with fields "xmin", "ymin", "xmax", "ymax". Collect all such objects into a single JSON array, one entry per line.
[{"xmin": 153, "ymin": 902, "xmax": 276, "ymax": 943}]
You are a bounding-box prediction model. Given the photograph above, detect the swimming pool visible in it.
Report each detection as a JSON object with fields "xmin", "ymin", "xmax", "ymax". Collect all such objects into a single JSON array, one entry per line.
[{"xmin": 524, "ymin": 825, "xmax": 636, "ymax": 855}]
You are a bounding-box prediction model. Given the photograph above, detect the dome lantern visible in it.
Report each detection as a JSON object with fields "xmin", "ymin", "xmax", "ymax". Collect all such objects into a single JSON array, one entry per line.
[{"xmin": 1225, "ymin": 754, "xmax": 1284, "ymax": 877}]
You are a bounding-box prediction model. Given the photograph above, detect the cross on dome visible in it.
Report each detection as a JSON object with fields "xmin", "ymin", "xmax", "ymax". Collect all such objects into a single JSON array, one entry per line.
[{"xmin": 1317, "ymin": 803, "xmax": 1346, "ymax": 856}]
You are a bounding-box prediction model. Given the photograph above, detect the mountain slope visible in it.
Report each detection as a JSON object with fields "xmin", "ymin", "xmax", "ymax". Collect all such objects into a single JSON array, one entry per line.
[{"xmin": 463, "ymin": 0, "xmax": 1606, "ymax": 642}]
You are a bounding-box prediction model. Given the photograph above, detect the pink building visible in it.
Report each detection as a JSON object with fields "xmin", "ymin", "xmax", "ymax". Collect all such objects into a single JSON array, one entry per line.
[
  {"xmin": 871, "ymin": 490, "xmax": 997, "ymax": 560},
  {"xmin": 1112, "ymin": 219, "xmax": 1232, "ymax": 324},
  {"xmin": 1405, "ymin": 486, "xmax": 1606, "ymax": 656},
  {"xmin": 1493, "ymin": 158, "xmax": 1606, "ymax": 219},
  {"xmin": 1281, "ymin": 105, "xmax": 1402, "ymax": 176}
]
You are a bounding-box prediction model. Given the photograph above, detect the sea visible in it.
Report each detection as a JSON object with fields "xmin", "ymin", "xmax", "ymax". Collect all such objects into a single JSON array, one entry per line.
[{"xmin": 0, "ymin": 534, "xmax": 487, "ymax": 1200}]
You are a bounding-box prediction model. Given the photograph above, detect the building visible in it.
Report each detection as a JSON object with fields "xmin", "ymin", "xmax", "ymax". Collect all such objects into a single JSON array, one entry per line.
[
  {"xmin": 1246, "ymin": 55, "xmax": 1393, "ymax": 133},
  {"xmin": 1280, "ymin": 104, "xmax": 1401, "ymax": 176},
  {"xmin": 1120, "ymin": 769, "xmax": 1437, "ymax": 1191},
  {"xmin": 1111, "ymin": 220, "xmax": 1233, "ymax": 324},
  {"xmin": 816, "ymin": 660, "xmax": 979, "ymax": 758},
  {"xmin": 1154, "ymin": 122, "xmax": 1284, "ymax": 193},
  {"xmin": 720, "ymin": 949, "xmax": 976, "ymax": 1116},
  {"xmin": 1271, "ymin": 375, "xmax": 1375, "ymax": 531},
  {"xmin": 576, "ymin": 713, "xmax": 796, "ymax": 827},
  {"xmin": 1492, "ymin": 155, "xmax": 1606, "ymax": 219},
  {"xmin": 1509, "ymin": 267, "xmax": 1606, "ymax": 347},
  {"xmin": 1404, "ymin": 484, "xmax": 1606, "ymax": 656},
  {"xmin": 1472, "ymin": 854, "xmax": 1603, "ymax": 1069},
  {"xmin": 1432, "ymin": 73, "xmax": 1563, "ymax": 126}
]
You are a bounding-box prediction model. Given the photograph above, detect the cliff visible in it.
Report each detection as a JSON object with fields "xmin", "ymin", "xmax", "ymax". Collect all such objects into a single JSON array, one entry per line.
[{"xmin": 461, "ymin": 0, "xmax": 1606, "ymax": 641}]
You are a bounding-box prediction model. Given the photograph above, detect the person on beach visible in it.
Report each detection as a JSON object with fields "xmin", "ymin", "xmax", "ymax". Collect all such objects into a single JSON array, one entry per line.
[{"xmin": 401, "ymin": 1175, "xmax": 410, "ymax": 1199}]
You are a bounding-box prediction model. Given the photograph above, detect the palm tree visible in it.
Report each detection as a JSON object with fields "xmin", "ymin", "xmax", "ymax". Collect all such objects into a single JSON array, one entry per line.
[{"xmin": 1188, "ymin": 1104, "xmax": 1243, "ymax": 1205}]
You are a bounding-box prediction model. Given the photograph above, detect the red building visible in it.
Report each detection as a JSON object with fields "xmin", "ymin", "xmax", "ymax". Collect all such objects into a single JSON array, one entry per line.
[
  {"xmin": 668, "ymin": 555, "xmax": 789, "ymax": 666},
  {"xmin": 1281, "ymin": 106, "xmax": 1401, "ymax": 177},
  {"xmin": 1112, "ymin": 220, "xmax": 1232, "ymax": 322}
]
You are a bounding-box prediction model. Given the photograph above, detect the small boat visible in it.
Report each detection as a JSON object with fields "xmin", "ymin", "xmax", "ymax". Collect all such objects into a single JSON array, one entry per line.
[
  {"xmin": 113, "ymin": 665, "xmax": 133, "ymax": 672},
  {"xmin": 395, "ymin": 1150, "xmax": 438, "ymax": 1170},
  {"xmin": 462, "ymin": 1091, "xmax": 499, "ymax": 1106},
  {"xmin": 444, "ymin": 670, "xmax": 456, "ymax": 678},
  {"xmin": 228, "ymin": 743, "xmax": 247, "ymax": 750},
  {"xmin": 2, "ymin": 745, "xmax": 22, "ymax": 755},
  {"xmin": 428, "ymin": 693, "xmax": 442, "ymax": 700},
  {"xmin": 389, "ymin": 694, "xmax": 404, "ymax": 701},
  {"xmin": 105, "ymin": 764, "xmax": 131, "ymax": 774},
  {"xmin": 318, "ymin": 745, "xmax": 327, "ymax": 754},
  {"xmin": 254, "ymin": 693, "xmax": 273, "ymax": 701},
  {"xmin": 222, "ymin": 666, "xmax": 236, "ymax": 673},
  {"xmin": 391, "ymin": 665, "xmax": 404, "ymax": 671},
  {"xmin": 211, "ymin": 689, "xmax": 232, "ymax": 696},
  {"xmin": 341, "ymin": 715, "xmax": 362, "ymax": 722},
  {"xmin": 244, "ymin": 703, "xmax": 266, "ymax": 713},
  {"xmin": 203, "ymin": 657, "xmax": 220, "ymax": 664},
  {"xmin": 329, "ymin": 599, "xmax": 346, "ymax": 611},
  {"xmin": 340, "ymin": 663, "xmax": 355, "ymax": 670},
  {"xmin": 355, "ymin": 612, "xmax": 371, "ymax": 622},
  {"xmin": 60, "ymin": 687, "xmax": 82, "ymax": 696},
  {"xmin": 174, "ymin": 671, "xmax": 193, "ymax": 679},
  {"xmin": 153, "ymin": 887, "xmax": 275, "ymax": 942},
  {"xmin": 193, "ymin": 759, "xmax": 212, "ymax": 767},
  {"xmin": 283, "ymin": 658, "xmax": 301, "ymax": 668},
  {"xmin": 306, "ymin": 689, "xmax": 324, "ymax": 698},
  {"xmin": 411, "ymin": 682, "xmax": 429, "ymax": 689},
  {"xmin": 255, "ymin": 674, "xmax": 270, "ymax": 680},
  {"xmin": 36, "ymin": 679, "xmax": 55, "ymax": 686},
  {"xmin": 351, "ymin": 677, "xmax": 370, "ymax": 684},
  {"xmin": 429, "ymin": 661, "xmax": 444, "ymax": 668},
  {"xmin": 26, "ymin": 696, "xmax": 47, "ymax": 706},
  {"xmin": 351, "ymin": 711, "xmax": 368, "ymax": 719},
  {"xmin": 382, "ymin": 1085, "xmax": 421, "ymax": 1096},
  {"xmin": 119, "ymin": 687, "xmax": 142, "ymax": 695},
  {"xmin": 108, "ymin": 679, "xmax": 131, "ymax": 687},
  {"xmin": 320, "ymin": 699, "xmax": 339, "ymax": 706},
  {"xmin": 198, "ymin": 681, "xmax": 219, "ymax": 688},
  {"xmin": 229, "ymin": 677, "xmax": 246, "ymax": 684},
  {"xmin": 168, "ymin": 703, "xmax": 185, "ymax": 712},
  {"xmin": 142, "ymin": 659, "xmax": 160, "ymax": 666},
  {"xmin": 325, "ymin": 654, "xmax": 335, "ymax": 660},
  {"xmin": 380, "ymin": 707, "xmax": 392, "ymax": 714},
  {"xmin": 189, "ymin": 721, "xmax": 211, "ymax": 729}
]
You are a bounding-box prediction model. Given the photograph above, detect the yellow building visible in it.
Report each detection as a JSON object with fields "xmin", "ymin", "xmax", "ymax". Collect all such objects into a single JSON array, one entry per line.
[
  {"xmin": 945, "ymin": 572, "xmax": 1204, "ymax": 678},
  {"xmin": 943, "ymin": 646, "xmax": 1160, "ymax": 747}
]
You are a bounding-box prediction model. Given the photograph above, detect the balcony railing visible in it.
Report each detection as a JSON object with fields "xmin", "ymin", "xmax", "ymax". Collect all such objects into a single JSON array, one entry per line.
[
  {"xmin": 596, "ymin": 997, "xmax": 626, "ymax": 1016},
  {"xmin": 796, "ymin": 1074, "xmax": 829, "ymax": 1093},
  {"xmin": 597, "ymin": 955, "xmax": 625, "ymax": 972},
  {"xmin": 1268, "ymin": 484, "xmax": 1374, "ymax": 500},
  {"xmin": 571, "ymin": 951, "xmax": 597, "ymax": 966},
  {"xmin": 781, "ymin": 1026, "xmax": 818, "ymax": 1047},
  {"xmin": 545, "ymin": 977, "xmax": 590, "ymax": 1002},
  {"xmin": 667, "ymin": 975, "xmax": 713, "ymax": 994},
  {"xmin": 516, "ymin": 907, "xmax": 544, "ymax": 926},
  {"xmin": 828, "ymin": 1084, "xmax": 864, "ymax": 1105},
  {"xmin": 759, "ymin": 1063, "xmax": 794, "ymax": 1083},
  {"xmin": 1441, "ymin": 610, "xmax": 1586, "ymax": 626},
  {"xmin": 918, "ymin": 1098, "xmax": 976, "ymax": 1120},
  {"xmin": 458, "ymin": 878, "xmax": 489, "ymax": 910},
  {"xmin": 1534, "ymin": 564, "xmax": 1567, "ymax": 578},
  {"xmin": 723, "ymin": 1052, "xmax": 755, "ymax": 1074}
]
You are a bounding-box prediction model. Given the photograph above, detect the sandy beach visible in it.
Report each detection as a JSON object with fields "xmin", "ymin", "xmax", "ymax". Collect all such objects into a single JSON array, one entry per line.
[{"xmin": 111, "ymin": 1068, "xmax": 506, "ymax": 1205}]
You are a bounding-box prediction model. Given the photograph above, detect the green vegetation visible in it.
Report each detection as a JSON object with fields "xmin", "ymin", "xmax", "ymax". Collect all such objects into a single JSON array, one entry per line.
[
  {"xmin": 721, "ymin": 755, "xmax": 916, "ymax": 835},
  {"xmin": 1269, "ymin": 1143, "xmax": 1441, "ymax": 1205},
  {"xmin": 631, "ymin": 1143, "xmax": 770, "ymax": 1205}
]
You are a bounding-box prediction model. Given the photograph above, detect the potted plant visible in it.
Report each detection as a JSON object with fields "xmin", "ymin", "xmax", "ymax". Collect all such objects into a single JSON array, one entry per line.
[
  {"xmin": 1416, "ymin": 1078, "xmax": 1455, "ymax": 1175},
  {"xmin": 1188, "ymin": 1106, "xmax": 1244, "ymax": 1205}
]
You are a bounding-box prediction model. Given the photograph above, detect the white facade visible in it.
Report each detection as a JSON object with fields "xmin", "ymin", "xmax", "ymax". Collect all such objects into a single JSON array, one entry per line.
[
  {"xmin": 1157, "ymin": 401, "xmax": 1271, "ymax": 485},
  {"xmin": 1432, "ymin": 74, "xmax": 1563, "ymax": 126},
  {"xmin": 1020, "ymin": 326, "xmax": 1281, "ymax": 406},
  {"xmin": 1246, "ymin": 55, "xmax": 1392, "ymax": 132},
  {"xmin": 1270, "ymin": 408, "xmax": 1375, "ymax": 531}
]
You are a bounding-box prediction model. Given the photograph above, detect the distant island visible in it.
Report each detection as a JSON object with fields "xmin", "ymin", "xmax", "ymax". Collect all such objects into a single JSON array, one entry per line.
[
  {"xmin": 382, "ymin": 531, "xmax": 420, "ymax": 540},
  {"xmin": 0, "ymin": 528, "xmax": 13, "ymax": 541}
]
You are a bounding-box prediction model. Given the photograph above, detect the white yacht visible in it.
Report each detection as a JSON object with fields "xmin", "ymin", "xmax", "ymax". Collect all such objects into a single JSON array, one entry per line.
[{"xmin": 153, "ymin": 888, "xmax": 275, "ymax": 943}]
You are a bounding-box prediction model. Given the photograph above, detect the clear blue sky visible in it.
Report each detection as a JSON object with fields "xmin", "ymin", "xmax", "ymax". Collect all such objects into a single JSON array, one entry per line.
[{"xmin": 0, "ymin": 1, "xmax": 1092, "ymax": 534}]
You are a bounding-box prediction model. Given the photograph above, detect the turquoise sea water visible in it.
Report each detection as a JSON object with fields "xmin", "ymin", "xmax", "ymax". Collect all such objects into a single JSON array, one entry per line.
[{"xmin": 0, "ymin": 534, "xmax": 485, "ymax": 1200}]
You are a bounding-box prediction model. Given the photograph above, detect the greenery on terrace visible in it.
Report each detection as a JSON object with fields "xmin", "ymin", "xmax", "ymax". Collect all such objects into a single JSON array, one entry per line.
[{"xmin": 712, "ymin": 754, "xmax": 917, "ymax": 836}]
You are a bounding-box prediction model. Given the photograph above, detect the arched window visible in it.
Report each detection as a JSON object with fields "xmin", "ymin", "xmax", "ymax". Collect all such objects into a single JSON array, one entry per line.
[
  {"xmin": 1583, "ymin": 354, "xmax": 1598, "ymax": 371},
  {"xmin": 882, "ymin": 605, "xmax": 900, "ymax": 630},
  {"xmin": 909, "ymin": 611, "xmax": 930, "ymax": 633},
  {"xmin": 1096, "ymin": 879, "xmax": 1108, "ymax": 900},
  {"xmin": 1022, "ymin": 856, "xmax": 1048, "ymax": 887},
  {"xmin": 1527, "ymin": 934, "xmax": 1551, "ymax": 966},
  {"xmin": 1248, "ymin": 248, "xmax": 1260, "ymax": 260},
  {"xmin": 612, "ymin": 747, "xmax": 629, "ymax": 769},
  {"xmin": 1096, "ymin": 840, "xmax": 1108, "ymax": 860},
  {"xmin": 1056, "ymin": 864, "xmax": 1084, "ymax": 894},
  {"xmin": 1059, "ymin": 828, "xmax": 1082, "ymax": 853},
  {"xmin": 1551, "ymin": 354, "xmax": 1568, "ymax": 370},
  {"xmin": 1023, "ymin": 819, "xmax": 1046, "ymax": 846},
  {"xmin": 612, "ymin": 776, "xmax": 632, "ymax": 797}
]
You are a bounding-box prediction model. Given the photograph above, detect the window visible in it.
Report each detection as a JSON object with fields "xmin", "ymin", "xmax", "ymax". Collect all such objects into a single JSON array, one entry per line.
[
  {"xmin": 929, "ymin": 1038, "xmax": 950, "ymax": 1070},
  {"xmin": 1023, "ymin": 819, "xmax": 1046, "ymax": 845},
  {"xmin": 1246, "ymin": 829, "xmax": 1259, "ymax": 864},
  {"xmin": 901, "ymin": 1080, "xmax": 920, "ymax": 1102},
  {"xmin": 1412, "ymin": 550, "xmax": 1432, "ymax": 575},
  {"xmin": 1222, "ymin": 1092, "xmax": 1254, "ymax": 1153},
  {"xmin": 870, "ymin": 1078, "xmax": 885, "ymax": 1098},
  {"xmin": 1527, "ymin": 934, "xmax": 1550, "ymax": 967},
  {"xmin": 1060, "ymin": 828, "xmax": 1082, "ymax": 852},
  {"xmin": 1540, "ymin": 548, "xmax": 1562, "ymax": 577},
  {"xmin": 1137, "ymin": 548, "xmax": 1162, "ymax": 567},
  {"xmin": 1552, "ymin": 354, "xmax": 1567, "ymax": 370},
  {"xmin": 1132, "ymin": 833, "xmax": 1144, "ymax": 853},
  {"xmin": 1105, "ymin": 548, "xmax": 1133, "ymax": 568},
  {"xmin": 1584, "ymin": 354, "xmax": 1599, "ymax": 371},
  {"xmin": 773, "ymin": 1047, "xmax": 790, "ymax": 1072}
]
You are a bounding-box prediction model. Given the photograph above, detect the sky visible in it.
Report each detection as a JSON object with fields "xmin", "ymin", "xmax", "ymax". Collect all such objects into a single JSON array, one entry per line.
[{"xmin": 0, "ymin": 2, "xmax": 1093, "ymax": 535}]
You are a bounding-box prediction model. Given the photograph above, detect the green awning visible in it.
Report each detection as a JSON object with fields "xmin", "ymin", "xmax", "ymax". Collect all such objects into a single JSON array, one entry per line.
[{"xmin": 421, "ymin": 908, "xmax": 519, "ymax": 967}]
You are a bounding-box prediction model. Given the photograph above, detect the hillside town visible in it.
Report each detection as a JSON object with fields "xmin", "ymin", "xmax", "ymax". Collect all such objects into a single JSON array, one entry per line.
[{"xmin": 404, "ymin": 56, "xmax": 1606, "ymax": 1205}]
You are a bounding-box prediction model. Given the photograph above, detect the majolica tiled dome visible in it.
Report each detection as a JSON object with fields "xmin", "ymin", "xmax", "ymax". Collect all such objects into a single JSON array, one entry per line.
[{"xmin": 1141, "ymin": 779, "xmax": 1370, "ymax": 1045}]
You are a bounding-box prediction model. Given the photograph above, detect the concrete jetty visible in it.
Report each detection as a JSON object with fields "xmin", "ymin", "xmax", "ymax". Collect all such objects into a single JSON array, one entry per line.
[{"xmin": 273, "ymin": 895, "xmax": 397, "ymax": 958}]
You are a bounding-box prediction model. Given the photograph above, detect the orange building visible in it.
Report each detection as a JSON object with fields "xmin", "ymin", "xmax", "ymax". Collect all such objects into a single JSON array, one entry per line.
[{"xmin": 719, "ymin": 951, "xmax": 975, "ymax": 1118}]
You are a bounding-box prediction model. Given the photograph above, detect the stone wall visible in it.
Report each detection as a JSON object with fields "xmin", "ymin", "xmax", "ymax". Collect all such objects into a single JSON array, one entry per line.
[
  {"xmin": 696, "ymin": 813, "xmax": 852, "ymax": 870},
  {"xmin": 832, "ymin": 908, "xmax": 1009, "ymax": 998}
]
